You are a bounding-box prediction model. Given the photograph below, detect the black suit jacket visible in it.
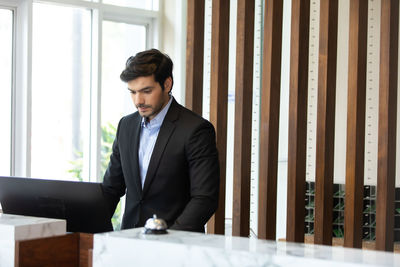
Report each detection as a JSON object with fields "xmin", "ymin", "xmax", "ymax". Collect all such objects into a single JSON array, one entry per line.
[{"xmin": 102, "ymin": 99, "xmax": 220, "ymax": 232}]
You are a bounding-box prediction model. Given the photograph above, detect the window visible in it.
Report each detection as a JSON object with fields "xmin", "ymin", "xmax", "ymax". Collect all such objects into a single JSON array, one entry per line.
[
  {"xmin": 100, "ymin": 20, "xmax": 146, "ymax": 177},
  {"xmin": 0, "ymin": 8, "xmax": 13, "ymax": 176},
  {"xmin": 12, "ymin": 0, "xmax": 158, "ymax": 181},
  {"xmin": 31, "ymin": 3, "xmax": 91, "ymax": 180},
  {"xmin": 102, "ymin": 0, "xmax": 158, "ymax": 10}
]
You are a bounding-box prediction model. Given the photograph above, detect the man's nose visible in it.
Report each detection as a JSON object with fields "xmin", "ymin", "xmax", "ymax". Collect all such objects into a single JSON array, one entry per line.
[{"xmin": 134, "ymin": 93, "xmax": 144, "ymax": 105}]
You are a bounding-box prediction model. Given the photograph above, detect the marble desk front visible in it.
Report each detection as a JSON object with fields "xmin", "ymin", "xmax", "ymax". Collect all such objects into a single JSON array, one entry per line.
[{"xmin": 93, "ymin": 228, "xmax": 400, "ymax": 267}]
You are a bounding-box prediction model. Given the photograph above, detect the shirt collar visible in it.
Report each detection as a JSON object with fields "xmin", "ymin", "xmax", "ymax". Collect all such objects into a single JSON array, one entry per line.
[{"xmin": 141, "ymin": 96, "xmax": 173, "ymax": 130}]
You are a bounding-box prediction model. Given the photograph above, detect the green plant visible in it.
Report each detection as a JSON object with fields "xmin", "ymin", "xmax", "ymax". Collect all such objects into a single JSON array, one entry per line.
[
  {"xmin": 306, "ymin": 200, "xmax": 314, "ymax": 209},
  {"xmin": 370, "ymin": 220, "xmax": 376, "ymax": 228},
  {"xmin": 305, "ymin": 213, "xmax": 314, "ymax": 222},
  {"xmin": 333, "ymin": 227, "xmax": 344, "ymax": 238},
  {"xmin": 334, "ymin": 201, "xmax": 345, "ymax": 211},
  {"xmin": 396, "ymin": 208, "xmax": 400, "ymax": 214},
  {"xmin": 112, "ymin": 201, "xmax": 122, "ymax": 230},
  {"xmin": 333, "ymin": 215, "xmax": 344, "ymax": 224},
  {"xmin": 68, "ymin": 150, "xmax": 84, "ymax": 181},
  {"xmin": 100, "ymin": 123, "xmax": 117, "ymax": 177},
  {"xmin": 333, "ymin": 189, "xmax": 345, "ymax": 198},
  {"xmin": 306, "ymin": 188, "xmax": 315, "ymax": 195},
  {"xmin": 68, "ymin": 122, "xmax": 117, "ymax": 180}
]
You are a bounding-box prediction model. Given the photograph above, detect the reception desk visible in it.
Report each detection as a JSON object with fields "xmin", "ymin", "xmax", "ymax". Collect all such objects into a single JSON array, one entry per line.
[
  {"xmin": 93, "ymin": 228, "xmax": 400, "ymax": 267},
  {"xmin": 0, "ymin": 213, "xmax": 97, "ymax": 267},
  {"xmin": 1, "ymin": 214, "xmax": 399, "ymax": 266},
  {"xmin": 0, "ymin": 213, "xmax": 66, "ymax": 266}
]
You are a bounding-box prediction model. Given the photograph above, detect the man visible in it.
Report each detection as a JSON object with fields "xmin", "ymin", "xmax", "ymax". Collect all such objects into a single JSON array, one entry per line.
[{"xmin": 102, "ymin": 49, "xmax": 220, "ymax": 232}]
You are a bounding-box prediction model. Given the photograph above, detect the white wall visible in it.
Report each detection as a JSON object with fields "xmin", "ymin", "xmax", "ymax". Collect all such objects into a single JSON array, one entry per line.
[{"xmin": 160, "ymin": 0, "xmax": 187, "ymax": 105}]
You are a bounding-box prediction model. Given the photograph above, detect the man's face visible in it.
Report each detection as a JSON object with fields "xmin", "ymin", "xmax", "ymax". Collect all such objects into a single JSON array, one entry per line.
[{"xmin": 127, "ymin": 75, "xmax": 171, "ymax": 121}]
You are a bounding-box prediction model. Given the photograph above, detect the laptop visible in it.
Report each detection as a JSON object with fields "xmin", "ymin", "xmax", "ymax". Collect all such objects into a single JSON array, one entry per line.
[{"xmin": 0, "ymin": 176, "xmax": 113, "ymax": 233}]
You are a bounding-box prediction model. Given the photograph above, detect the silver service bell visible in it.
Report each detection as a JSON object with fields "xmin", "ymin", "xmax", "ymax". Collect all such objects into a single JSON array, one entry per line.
[{"xmin": 143, "ymin": 214, "xmax": 168, "ymax": 234}]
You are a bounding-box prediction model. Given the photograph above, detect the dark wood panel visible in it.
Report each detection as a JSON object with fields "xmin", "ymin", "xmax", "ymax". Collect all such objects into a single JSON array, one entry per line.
[
  {"xmin": 79, "ymin": 233, "xmax": 93, "ymax": 267},
  {"xmin": 376, "ymin": 0, "xmax": 399, "ymax": 252},
  {"xmin": 257, "ymin": 0, "xmax": 283, "ymax": 240},
  {"xmin": 344, "ymin": 0, "xmax": 368, "ymax": 249},
  {"xmin": 232, "ymin": 0, "xmax": 255, "ymax": 237},
  {"xmin": 88, "ymin": 249, "xmax": 93, "ymax": 267},
  {"xmin": 185, "ymin": 0, "xmax": 205, "ymax": 114},
  {"xmin": 207, "ymin": 0, "xmax": 230, "ymax": 235},
  {"xmin": 314, "ymin": 0, "xmax": 338, "ymax": 246},
  {"xmin": 286, "ymin": 0, "xmax": 310, "ymax": 243},
  {"xmin": 15, "ymin": 234, "xmax": 79, "ymax": 267}
]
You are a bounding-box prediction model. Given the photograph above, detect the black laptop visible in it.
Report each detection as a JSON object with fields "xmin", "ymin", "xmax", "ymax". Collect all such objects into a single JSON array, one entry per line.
[{"xmin": 0, "ymin": 176, "xmax": 113, "ymax": 233}]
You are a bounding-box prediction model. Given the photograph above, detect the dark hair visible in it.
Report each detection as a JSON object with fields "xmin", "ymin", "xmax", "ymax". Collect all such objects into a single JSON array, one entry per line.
[{"xmin": 120, "ymin": 48, "xmax": 173, "ymax": 91}]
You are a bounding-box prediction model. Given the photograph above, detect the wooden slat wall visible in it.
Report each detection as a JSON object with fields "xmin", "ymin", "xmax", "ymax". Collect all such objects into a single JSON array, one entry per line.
[
  {"xmin": 185, "ymin": 0, "xmax": 205, "ymax": 115},
  {"xmin": 207, "ymin": 0, "xmax": 230, "ymax": 235},
  {"xmin": 376, "ymin": 0, "xmax": 399, "ymax": 252},
  {"xmin": 257, "ymin": 0, "xmax": 283, "ymax": 240},
  {"xmin": 343, "ymin": 0, "xmax": 368, "ymax": 249},
  {"xmin": 314, "ymin": 0, "xmax": 338, "ymax": 246},
  {"xmin": 185, "ymin": 0, "xmax": 399, "ymax": 251},
  {"xmin": 232, "ymin": 0, "xmax": 255, "ymax": 237},
  {"xmin": 286, "ymin": 0, "xmax": 310, "ymax": 243}
]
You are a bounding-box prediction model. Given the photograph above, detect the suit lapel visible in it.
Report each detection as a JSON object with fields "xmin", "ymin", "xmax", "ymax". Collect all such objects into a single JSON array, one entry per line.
[
  {"xmin": 129, "ymin": 114, "xmax": 143, "ymax": 196},
  {"xmin": 142, "ymin": 100, "xmax": 180, "ymax": 196}
]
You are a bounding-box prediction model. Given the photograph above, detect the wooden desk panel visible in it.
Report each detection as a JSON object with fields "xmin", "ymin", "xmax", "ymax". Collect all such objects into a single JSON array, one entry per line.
[{"xmin": 14, "ymin": 233, "xmax": 94, "ymax": 267}]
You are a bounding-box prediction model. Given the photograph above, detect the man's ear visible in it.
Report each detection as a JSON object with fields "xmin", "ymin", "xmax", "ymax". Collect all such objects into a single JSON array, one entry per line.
[{"xmin": 164, "ymin": 77, "xmax": 172, "ymax": 93}]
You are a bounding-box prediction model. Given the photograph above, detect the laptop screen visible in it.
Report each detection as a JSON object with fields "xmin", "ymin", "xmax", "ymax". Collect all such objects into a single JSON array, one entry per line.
[{"xmin": 0, "ymin": 176, "xmax": 113, "ymax": 233}]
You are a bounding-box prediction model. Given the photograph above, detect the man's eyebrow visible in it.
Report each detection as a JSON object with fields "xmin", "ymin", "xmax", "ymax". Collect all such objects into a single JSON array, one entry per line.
[{"xmin": 127, "ymin": 86, "xmax": 154, "ymax": 93}]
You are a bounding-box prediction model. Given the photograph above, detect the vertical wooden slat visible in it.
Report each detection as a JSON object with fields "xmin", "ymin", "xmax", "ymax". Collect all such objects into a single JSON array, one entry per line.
[
  {"xmin": 314, "ymin": 0, "xmax": 338, "ymax": 246},
  {"xmin": 185, "ymin": 0, "xmax": 205, "ymax": 114},
  {"xmin": 286, "ymin": 0, "xmax": 310, "ymax": 243},
  {"xmin": 376, "ymin": 0, "xmax": 399, "ymax": 252},
  {"xmin": 257, "ymin": 0, "xmax": 283, "ymax": 240},
  {"xmin": 344, "ymin": 0, "xmax": 368, "ymax": 249},
  {"xmin": 207, "ymin": 0, "xmax": 230, "ymax": 235},
  {"xmin": 232, "ymin": 0, "xmax": 255, "ymax": 237}
]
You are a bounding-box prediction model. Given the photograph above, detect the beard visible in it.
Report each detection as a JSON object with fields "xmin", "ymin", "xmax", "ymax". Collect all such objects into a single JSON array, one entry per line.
[{"xmin": 137, "ymin": 101, "xmax": 165, "ymax": 120}]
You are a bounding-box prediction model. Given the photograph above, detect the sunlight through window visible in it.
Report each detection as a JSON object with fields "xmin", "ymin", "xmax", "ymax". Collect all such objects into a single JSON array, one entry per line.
[
  {"xmin": 0, "ymin": 9, "xmax": 13, "ymax": 176},
  {"xmin": 31, "ymin": 3, "xmax": 91, "ymax": 181}
]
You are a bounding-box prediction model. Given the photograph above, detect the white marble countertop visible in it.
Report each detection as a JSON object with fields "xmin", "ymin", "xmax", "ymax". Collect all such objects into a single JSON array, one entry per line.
[
  {"xmin": 0, "ymin": 213, "xmax": 66, "ymax": 241},
  {"xmin": 93, "ymin": 228, "xmax": 400, "ymax": 267}
]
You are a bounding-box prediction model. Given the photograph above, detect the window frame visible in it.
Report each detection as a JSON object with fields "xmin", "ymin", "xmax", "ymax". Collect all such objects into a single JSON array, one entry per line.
[
  {"xmin": 0, "ymin": 0, "xmax": 160, "ymax": 181},
  {"xmin": 0, "ymin": 5, "xmax": 16, "ymax": 176}
]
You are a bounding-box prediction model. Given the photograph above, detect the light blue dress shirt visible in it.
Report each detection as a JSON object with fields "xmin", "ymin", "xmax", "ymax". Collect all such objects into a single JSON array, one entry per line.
[{"xmin": 138, "ymin": 96, "xmax": 173, "ymax": 188}]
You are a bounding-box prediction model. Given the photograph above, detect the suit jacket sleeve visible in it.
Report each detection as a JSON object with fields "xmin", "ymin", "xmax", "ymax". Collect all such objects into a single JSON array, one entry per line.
[
  {"xmin": 101, "ymin": 117, "xmax": 126, "ymax": 216},
  {"xmin": 170, "ymin": 121, "xmax": 220, "ymax": 232}
]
